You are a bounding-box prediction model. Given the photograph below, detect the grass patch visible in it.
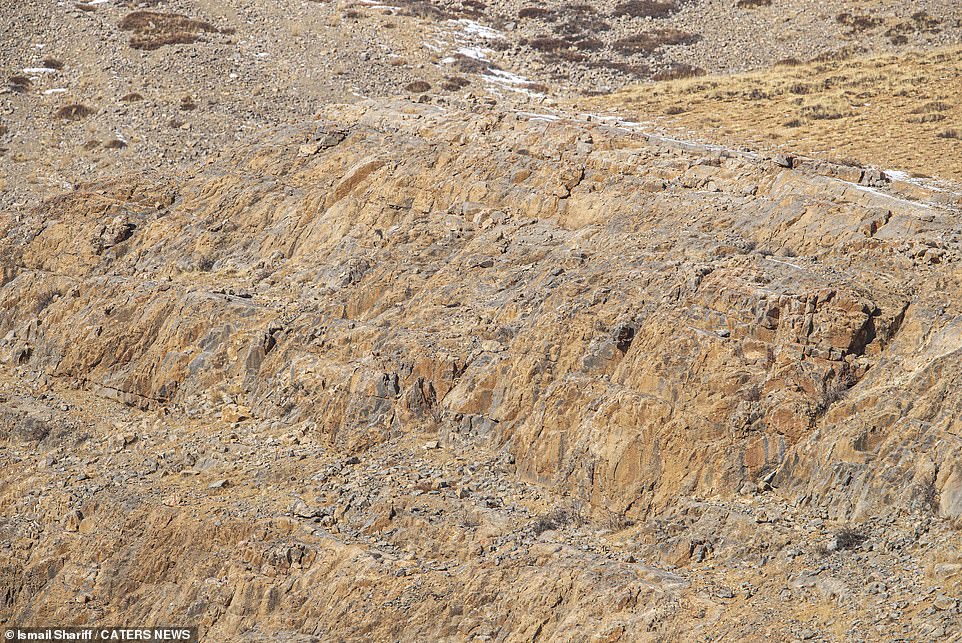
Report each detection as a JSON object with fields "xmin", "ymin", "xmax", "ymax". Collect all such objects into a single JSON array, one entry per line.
[
  {"xmin": 836, "ymin": 12, "xmax": 883, "ymax": 35},
  {"xmin": 911, "ymin": 100, "xmax": 952, "ymax": 113},
  {"xmin": 518, "ymin": 6, "xmax": 554, "ymax": 20},
  {"xmin": 834, "ymin": 527, "xmax": 866, "ymax": 551},
  {"xmin": 119, "ymin": 11, "xmax": 223, "ymax": 50},
  {"xmin": 580, "ymin": 44, "xmax": 962, "ymax": 180},
  {"xmin": 54, "ymin": 104, "xmax": 96, "ymax": 121},
  {"xmin": 612, "ymin": 29, "xmax": 700, "ymax": 55},
  {"xmin": 908, "ymin": 113, "xmax": 946, "ymax": 123},
  {"xmin": 799, "ymin": 101, "xmax": 851, "ymax": 120},
  {"xmin": 612, "ymin": 1, "xmax": 681, "ymax": 19},
  {"xmin": 394, "ymin": 0, "xmax": 452, "ymax": 20},
  {"xmin": 404, "ymin": 80, "xmax": 431, "ymax": 93},
  {"xmin": 527, "ymin": 36, "xmax": 569, "ymax": 53},
  {"xmin": 653, "ymin": 63, "xmax": 704, "ymax": 81},
  {"xmin": 9, "ymin": 75, "xmax": 31, "ymax": 93},
  {"xmin": 829, "ymin": 156, "xmax": 863, "ymax": 167},
  {"xmin": 440, "ymin": 75, "xmax": 470, "ymax": 91}
]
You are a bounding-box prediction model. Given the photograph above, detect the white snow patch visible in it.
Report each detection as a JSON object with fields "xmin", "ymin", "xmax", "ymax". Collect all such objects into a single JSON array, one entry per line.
[
  {"xmin": 440, "ymin": 56, "xmax": 456, "ymax": 64},
  {"xmin": 23, "ymin": 67, "xmax": 58, "ymax": 74},
  {"xmin": 456, "ymin": 46, "xmax": 490, "ymax": 61},
  {"xmin": 517, "ymin": 111, "xmax": 560, "ymax": 122},
  {"xmin": 43, "ymin": 88, "xmax": 67, "ymax": 95},
  {"xmin": 579, "ymin": 113, "xmax": 651, "ymax": 130},
  {"xmin": 884, "ymin": 169, "xmax": 911, "ymax": 181},
  {"xmin": 482, "ymin": 69, "xmax": 546, "ymax": 96},
  {"xmin": 882, "ymin": 168, "xmax": 953, "ymax": 194},
  {"xmin": 482, "ymin": 68, "xmax": 530, "ymax": 85},
  {"xmin": 452, "ymin": 19, "xmax": 502, "ymax": 40},
  {"xmin": 845, "ymin": 181, "xmax": 936, "ymax": 209}
]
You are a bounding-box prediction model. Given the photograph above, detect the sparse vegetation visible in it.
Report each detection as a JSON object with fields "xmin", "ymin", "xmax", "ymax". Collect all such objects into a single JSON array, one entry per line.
[
  {"xmin": 834, "ymin": 527, "xmax": 866, "ymax": 551},
  {"xmin": 835, "ymin": 12, "xmax": 883, "ymax": 35},
  {"xmin": 886, "ymin": 12, "xmax": 943, "ymax": 45},
  {"xmin": 120, "ymin": 92, "xmax": 144, "ymax": 102},
  {"xmin": 830, "ymin": 156, "xmax": 864, "ymax": 167},
  {"xmin": 600, "ymin": 511, "xmax": 636, "ymax": 532},
  {"xmin": 55, "ymin": 104, "xmax": 96, "ymax": 121},
  {"xmin": 938, "ymin": 129, "xmax": 962, "ymax": 139},
  {"xmin": 440, "ymin": 76, "xmax": 470, "ymax": 91},
  {"xmin": 799, "ymin": 101, "xmax": 851, "ymax": 120},
  {"xmin": 395, "ymin": 0, "xmax": 451, "ymax": 20},
  {"xmin": 118, "ymin": 11, "xmax": 223, "ymax": 50},
  {"xmin": 612, "ymin": 29, "xmax": 700, "ymax": 55},
  {"xmin": 581, "ymin": 45, "xmax": 962, "ymax": 180},
  {"xmin": 451, "ymin": 53, "xmax": 491, "ymax": 74},
  {"xmin": 518, "ymin": 6, "xmax": 554, "ymax": 20},
  {"xmin": 908, "ymin": 113, "xmax": 946, "ymax": 123},
  {"xmin": 9, "ymin": 75, "xmax": 31, "ymax": 93},
  {"xmin": 912, "ymin": 101, "xmax": 952, "ymax": 113},
  {"xmin": 42, "ymin": 58, "xmax": 64, "ymax": 70},
  {"xmin": 527, "ymin": 36, "xmax": 569, "ymax": 53},
  {"xmin": 653, "ymin": 63, "xmax": 704, "ymax": 81},
  {"xmin": 404, "ymin": 80, "xmax": 431, "ymax": 93},
  {"xmin": 612, "ymin": 1, "xmax": 681, "ymax": 19},
  {"xmin": 736, "ymin": 0, "xmax": 772, "ymax": 7},
  {"xmin": 531, "ymin": 508, "xmax": 582, "ymax": 535}
]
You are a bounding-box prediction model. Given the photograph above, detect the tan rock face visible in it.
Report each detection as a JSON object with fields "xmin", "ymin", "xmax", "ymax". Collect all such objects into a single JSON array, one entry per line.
[
  {"xmin": 0, "ymin": 100, "xmax": 927, "ymax": 507},
  {"xmin": 2, "ymin": 99, "xmax": 962, "ymax": 639}
]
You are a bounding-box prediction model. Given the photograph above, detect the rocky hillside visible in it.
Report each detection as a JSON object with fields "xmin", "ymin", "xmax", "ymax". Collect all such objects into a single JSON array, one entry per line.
[
  {"xmin": 4, "ymin": 0, "xmax": 962, "ymax": 210},
  {"xmin": 2, "ymin": 99, "xmax": 962, "ymax": 640}
]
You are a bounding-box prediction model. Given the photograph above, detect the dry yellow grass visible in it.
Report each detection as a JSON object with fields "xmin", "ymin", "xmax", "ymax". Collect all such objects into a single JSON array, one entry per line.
[{"xmin": 581, "ymin": 46, "xmax": 962, "ymax": 180}]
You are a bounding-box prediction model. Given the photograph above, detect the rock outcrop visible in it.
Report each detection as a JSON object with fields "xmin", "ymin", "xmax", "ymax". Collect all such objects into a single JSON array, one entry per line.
[{"xmin": 2, "ymin": 99, "xmax": 961, "ymax": 640}]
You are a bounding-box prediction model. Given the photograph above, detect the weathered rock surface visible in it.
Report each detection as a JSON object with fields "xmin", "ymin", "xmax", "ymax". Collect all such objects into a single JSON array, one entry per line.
[{"xmin": 2, "ymin": 99, "xmax": 962, "ymax": 640}]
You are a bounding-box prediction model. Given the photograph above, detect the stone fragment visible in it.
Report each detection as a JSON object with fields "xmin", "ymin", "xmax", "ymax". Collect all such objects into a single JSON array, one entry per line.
[
  {"xmin": 773, "ymin": 154, "xmax": 794, "ymax": 168},
  {"xmin": 63, "ymin": 509, "xmax": 83, "ymax": 532},
  {"xmin": 932, "ymin": 594, "xmax": 957, "ymax": 611}
]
